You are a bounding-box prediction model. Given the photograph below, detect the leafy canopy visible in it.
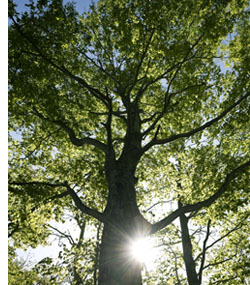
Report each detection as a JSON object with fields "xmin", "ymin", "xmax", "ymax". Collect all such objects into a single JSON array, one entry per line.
[{"xmin": 8, "ymin": 0, "xmax": 250, "ymax": 283}]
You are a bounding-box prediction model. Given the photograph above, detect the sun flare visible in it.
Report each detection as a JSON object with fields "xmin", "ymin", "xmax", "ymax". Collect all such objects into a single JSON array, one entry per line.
[{"xmin": 130, "ymin": 237, "xmax": 158, "ymax": 269}]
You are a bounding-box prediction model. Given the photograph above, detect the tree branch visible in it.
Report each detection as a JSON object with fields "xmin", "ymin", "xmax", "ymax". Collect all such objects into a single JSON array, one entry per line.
[
  {"xmin": 65, "ymin": 183, "xmax": 106, "ymax": 223},
  {"xmin": 203, "ymin": 254, "xmax": 236, "ymax": 271},
  {"xmin": 47, "ymin": 224, "xmax": 75, "ymax": 246},
  {"xmin": 127, "ymin": 28, "xmax": 155, "ymax": 98},
  {"xmin": 8, "ymin": 182, "xmax": 70, "ymax": 238},
  {"xmin": 102, "ymin": 95, "xmax": 114, "ymax": 152},
  {"xmin": 9, "ymin": 180, "xmax": 107, "ymax": 232},
  {"xmin": 76, "ymin": 219, "xmax": 86, "ymax": 249},
  {"xmin": 55, "ymin": 119, "xmax": 107, "ymax": 152},
  {"xmin": 143, "ymin": 92, "xmax": 250, "ymax": 152},
  {"xmin": 94, "ymin": 222, "xmax": 102, "ymax": 285},
  {"xmin": 8, "ymin": 224, "xmax": 19, "ymax": 238},
  {"xmin": 33, "ymin": 107, "xmax": 108, "ymax": 153},
  {"xmin": 9, "ymin": 15, "xmax": 109, "ymax": 107},
  {"xmin": 137, "ymin": 52, "xmax": 199, "ymax": 105},
  {"xmin": 9, "ymin": 181, "xmax": 68, "ymax": 189},
  {"xmin": 150, "ymin": 160, "xmax": 250, "ymax": 235},
  {"xmin": 179, "ymin": 201, "xmax": 199, "ymax": 285},
  {"xmin": 141, "ymin": 34, "xmax": 204, "ymax": 140},
  {"xmin": 23, "ymin": 127, "xmax": 61, "ymax": 159},
  {"xmin": 198, "ymin": 219, "xmax": 211, "ymax": 283},
  {"xmin": 194, "ymin": 215, "xmax": 249, "ymax": 262},
  {"xmin": 144, "ymin": 200, "xmax": 173, "ymax": 212},
  {"xmin": 210, "ymin": 276, "xmax": 238, "ymax": 284},
  {"xmin": 76, "ymin": 47, "xmax": 120, "ymax": 86}
]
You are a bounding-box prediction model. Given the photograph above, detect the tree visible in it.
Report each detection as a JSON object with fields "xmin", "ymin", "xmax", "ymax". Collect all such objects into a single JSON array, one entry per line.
[{"xmin": 8, "ymin": 0, "xmax": 250, "ymax": 284}]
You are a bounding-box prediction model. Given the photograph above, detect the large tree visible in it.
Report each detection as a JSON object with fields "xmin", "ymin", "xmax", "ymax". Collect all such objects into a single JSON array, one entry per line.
[{"xmin": 8, "ymin": 0, "xmax": 250, "ymax": 284}]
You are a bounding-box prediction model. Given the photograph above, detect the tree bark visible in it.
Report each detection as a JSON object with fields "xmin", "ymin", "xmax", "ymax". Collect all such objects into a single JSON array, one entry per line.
[
  {"xmin": 98, "ymin": 222, "xmax": 142, "ymax": 284},
  {"xmin": 97, "ymin": 102, "xmax": 152, "ymax": 284},
  {"xmin": 179, "ymin": 202, "xmax": 200, "ymax": 285},
  {"xmin": 98, "ymin": 158, "xmax": 150, "ymax": 284}
]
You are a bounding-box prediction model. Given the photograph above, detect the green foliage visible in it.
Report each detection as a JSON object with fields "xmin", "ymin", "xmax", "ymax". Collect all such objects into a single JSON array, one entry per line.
[{"xmin": 8, "ymin": 245, "xmax": 48, "ymax": 284}]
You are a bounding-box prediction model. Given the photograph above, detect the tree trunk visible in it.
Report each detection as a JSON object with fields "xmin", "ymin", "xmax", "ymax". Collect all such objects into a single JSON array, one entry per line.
[
  {"xmin": 94, "ymin": 223, "xmax": 101, "ymax": 285},
  {"xmin": 98, "ymin": 222, "xmax": 142, "ymax": 284},
  {"xmin": 179, "ymin": 202, "xmax": 200, "ymax": 285},
  {"xmin": 98, "ymin": 158, "xmax": 149, "ymax": 284}
]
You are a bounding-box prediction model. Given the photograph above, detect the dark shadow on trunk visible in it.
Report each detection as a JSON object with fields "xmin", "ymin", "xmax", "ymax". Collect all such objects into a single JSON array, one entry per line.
[
  {"xmin": 98, "ymin": 223, "xmax": 143, "ymax": 285},
  {"xmin": 179, "ymin": 201, "xmax": 200, "ymax": 285}
]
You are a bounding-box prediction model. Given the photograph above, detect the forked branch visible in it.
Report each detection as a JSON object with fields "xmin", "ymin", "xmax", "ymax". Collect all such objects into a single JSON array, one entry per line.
[
  {"xmin": 141, "ymin": 34, "xmax": 204, "ymax": 139},
  {"xmin": 194, "ymin": 215, "xmax": 249, "ymax": 263},
  {"xmin": 150, "ymin": 160, "xmax": 250, "ymax": 234},
  {"xmin": 143, "ymin": 92, "xmax": 250, "ymax": 152},
  {"xmin": 33, "ymin": 107, "xmax": 108, "ymax": 153}
]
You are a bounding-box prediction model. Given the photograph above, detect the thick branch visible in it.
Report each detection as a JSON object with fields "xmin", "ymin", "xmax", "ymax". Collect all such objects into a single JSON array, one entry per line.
[
  {"xmin": 9, "ymin": 181, "xmax": 68, "ymax": 189},
  {"xmin": 198, "ymin": 219, "xmax": 211, "ymax": 283},
  {"xmin": 76, "ymin": 220, "xmax": 86, "ymax": 249},
  {"xmin": 65, "ymin": 183, "xmax": 106, "ymax": 223},
  {"xmin": 179, "ymin": 202, "xmax": 199, "ymax": 285},
  {"xmin": 143, "ymin": 92, "xmax": 249, "ymax": 152},
  {"xmin": 103, "ymin": 96, "xmax": 114, "ymax": 151},
  {"xmin": 150, "ymin": 160, "xmax": 250, "ymax": 235},
  {"xmin": 55, "ymin": 119, "xmax": 107, "ymax": 152},
  {"xmin": 33, "ymin": 107, "xmax": 107, "ymax": 153},
  {"xmin": 94, "ymin": 223, "xmax": 102, "ymax": 285},
  {"xmin": 9, "ymin": 180, "xmax": 106, "ymax": 229}
]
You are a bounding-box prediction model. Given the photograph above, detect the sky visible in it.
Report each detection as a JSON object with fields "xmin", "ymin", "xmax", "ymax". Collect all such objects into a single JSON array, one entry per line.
[{"xmin": 14, "ymin": 0, "xmax": 95, "ymax": 14}]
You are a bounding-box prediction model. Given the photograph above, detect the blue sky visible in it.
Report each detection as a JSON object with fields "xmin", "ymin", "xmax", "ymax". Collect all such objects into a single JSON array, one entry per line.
[{"xmin": 15, "ymin": 0, "xmax": 95, "ymax": 14}]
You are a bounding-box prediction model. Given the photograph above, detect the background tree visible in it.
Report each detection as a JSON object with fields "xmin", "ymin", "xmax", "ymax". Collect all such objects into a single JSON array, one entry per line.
[{"xmin": 8, "ymin": 0, "xmax": 250, "ymax": 284}]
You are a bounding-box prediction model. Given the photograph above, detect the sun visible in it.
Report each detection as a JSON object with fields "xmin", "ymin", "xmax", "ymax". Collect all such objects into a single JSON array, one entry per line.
[{"xmin": 130, "ymin": 237, "xmax": 159, "ymax": 270}]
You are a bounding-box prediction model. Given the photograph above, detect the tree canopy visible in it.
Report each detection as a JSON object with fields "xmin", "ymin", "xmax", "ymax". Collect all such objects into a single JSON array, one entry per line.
[{"xmin": 8, "ymin": 0, "xmax": 250, "ymax": 284}]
